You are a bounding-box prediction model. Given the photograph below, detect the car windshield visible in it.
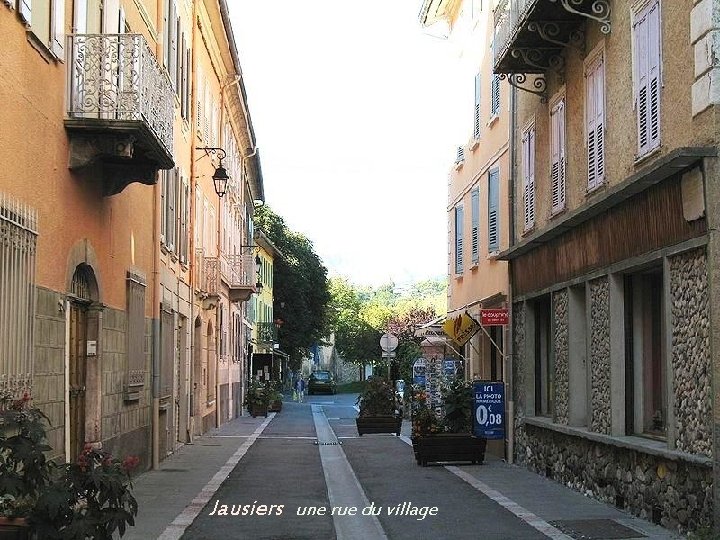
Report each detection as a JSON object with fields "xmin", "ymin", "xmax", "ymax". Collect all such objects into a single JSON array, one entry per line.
[{"xmin": 313, "ymin": 372, "xmax": 330, "ymax": 380}]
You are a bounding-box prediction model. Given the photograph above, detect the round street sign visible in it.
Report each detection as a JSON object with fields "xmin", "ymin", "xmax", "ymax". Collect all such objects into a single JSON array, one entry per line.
[{"xmin": 380, "ymin": 333, "xmax": 399, "ymax": 352}]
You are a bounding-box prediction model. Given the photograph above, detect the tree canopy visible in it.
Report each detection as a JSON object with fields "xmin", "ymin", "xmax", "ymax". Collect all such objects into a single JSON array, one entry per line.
[{"xmin": 253, "ymin": 205, "xmax": 331, "ymax": 370}]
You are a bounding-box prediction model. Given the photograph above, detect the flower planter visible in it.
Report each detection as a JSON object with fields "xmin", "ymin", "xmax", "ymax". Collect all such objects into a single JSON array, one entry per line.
[
  {"xmin": 268, "ymin": 400, "xmax": 283, "ymax": 412},
  {"xmin": 0, "ymin": 517, "xmax": 29, "ymax": 540},
  {"xmin": 414, "ymin": 433, "xmax": 486, "ymax": 466},
  {"xmin": 356, "ymin": 415, "xmax": 402, "ymax": 436},
  {"xmin": 250, "ymin": 403, "xmax": 269, "ymax": 417}
]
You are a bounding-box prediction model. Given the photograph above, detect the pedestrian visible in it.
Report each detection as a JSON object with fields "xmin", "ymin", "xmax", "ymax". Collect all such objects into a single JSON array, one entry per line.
[{"xmin": 295, "ymin": 377, "xmax": 305, "ymax": 403}]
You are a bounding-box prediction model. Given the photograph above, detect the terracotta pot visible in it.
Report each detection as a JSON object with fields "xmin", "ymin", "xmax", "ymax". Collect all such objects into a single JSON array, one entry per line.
[{"xmin": 356, "ymin": 415, "xmax": 402, "ymax": 436}]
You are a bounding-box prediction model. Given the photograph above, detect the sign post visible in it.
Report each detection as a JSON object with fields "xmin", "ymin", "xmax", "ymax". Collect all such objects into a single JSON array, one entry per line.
[
  {"xmin": 380, "ymin": 333, "xmax": 398, "ymax": 381},
  {"xmin": 472, "ymin": 381, "xmax": 505, "ymax": 440}
]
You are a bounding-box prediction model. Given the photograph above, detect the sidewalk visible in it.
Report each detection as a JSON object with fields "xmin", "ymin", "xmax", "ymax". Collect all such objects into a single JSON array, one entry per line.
[{"xmin": 125, "ymin": 413, "xmax": 683, "ymax": 540}]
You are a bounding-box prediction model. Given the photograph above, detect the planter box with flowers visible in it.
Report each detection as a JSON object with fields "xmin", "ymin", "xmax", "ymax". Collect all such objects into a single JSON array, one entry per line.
[
  {"xmin": 0, "ymin": 390, "xmax": 140, "ymax": 539},
  {"xmin": 410, "ymin": 380, "xmax": 486, "ymax": 466},
  {"xmin": 245, "ymin": 380, "xmax": 271, "ymax": 417},
  {"xmin": 268, "ymin": 383, "xmax": 283, "ymax": 413},
  {"xmin": 355, "ymin": 378, "xmax": 402, "ymax": 436}
]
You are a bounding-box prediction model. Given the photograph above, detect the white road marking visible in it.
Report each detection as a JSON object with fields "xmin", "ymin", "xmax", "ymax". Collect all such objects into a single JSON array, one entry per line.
[
  {"xmin": 312, "ymin": 405, "xmax": 387, "ymax": 540},
  {"xmin": 157, "ymin": 414, "xmax": 275, "ymax": 540},
  {"xmin": 398, "ymin": 436, "xmax": 571, "ymax": 540}
]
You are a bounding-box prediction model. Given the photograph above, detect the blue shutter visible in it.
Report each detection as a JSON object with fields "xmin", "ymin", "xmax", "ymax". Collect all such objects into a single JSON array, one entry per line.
[
  {"xmin": 455, "ymin": 205, "xmax": 464, "ymax": 274},
  {"xmin": 473, "ymin": 73, "xmax": 481, "ymax": 140},
  {"xmin": 488, "ymin": 169, "xmax": 500, "ymax": 252},
  {"xmin": 471, "ymin": 188, "xmax": 479, "ymax": 264}
]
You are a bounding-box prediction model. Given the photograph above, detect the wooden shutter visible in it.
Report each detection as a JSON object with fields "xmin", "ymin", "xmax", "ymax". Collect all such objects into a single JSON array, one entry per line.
[
  {"xmin": 160, "ymin": 170, "xmax": 167, "ymax": 243},
  {"xmin": 19, "ymin": 0, "xmax": 31, "ymax": 24},
  {"xmin": 523, "ymin": 125, "xmax": 535, "ymax": 230},
  {"xmin": 551, "ymin": 98, "xmax": 566, "ymax": 213},
  {"xmin": 196, "ymin": 66, "xmax": 203, "ymax": 138},
  {"xmin": 473, "ymin": 73, "xmax": 481, "ymax": 140},
  {"xmin": 50, "ymin": 0, "xmax": 65, "ymax": 59},
  {"xmin": 455, "ymin": 205, "xmax": 464, "ymax": 274},
  {"xmin": 491, "ymin": 75, "xmax": 500, "ymax": 117},
  {"xmin": 586, "ymin": 53, "xmax": 605, "ymax": 189},
  {"xmin": 488, "ymin": 169, "xmax": 500, "ymax": 251},
  {"xmin": 634, "ymin": 0, "xmax": 661, "ymax": 156},
  {"xmin": 470, "ymin": 187, "xmax": 479, "ymax": 263}
]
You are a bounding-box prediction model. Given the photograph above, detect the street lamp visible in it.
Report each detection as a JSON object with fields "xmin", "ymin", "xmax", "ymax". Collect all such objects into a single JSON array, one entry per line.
[{"xmin": 196, "ymin": 147, "xmax": 229, "ymax": 197}]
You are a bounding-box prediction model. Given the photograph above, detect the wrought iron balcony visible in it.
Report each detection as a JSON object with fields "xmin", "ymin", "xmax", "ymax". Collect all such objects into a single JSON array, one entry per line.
[
  {"xmin": 196, "ymin": 249, "xmax": 257, "ymax": 303},
  {"xmin": 256, "ymin": 322, "xmax": 278, "ymax": 346},
  {"xmin": 64, "ymin": 33, "xmax": 174, "ymax": 196},
  {"xmin": 493, "ymin": 0, "xmax": 611, "ymax": 78}
]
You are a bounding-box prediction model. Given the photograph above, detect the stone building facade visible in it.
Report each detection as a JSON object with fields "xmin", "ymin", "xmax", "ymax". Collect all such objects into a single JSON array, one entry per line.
[{"xmin": 494, "ymin": 0, "xmax": 719, "ymax": 534}]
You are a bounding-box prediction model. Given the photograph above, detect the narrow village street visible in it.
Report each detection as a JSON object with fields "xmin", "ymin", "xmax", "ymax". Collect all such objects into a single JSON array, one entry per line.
[{"xmin": 122, "ymin": 394, "xmax": 681, "ymax": 540}]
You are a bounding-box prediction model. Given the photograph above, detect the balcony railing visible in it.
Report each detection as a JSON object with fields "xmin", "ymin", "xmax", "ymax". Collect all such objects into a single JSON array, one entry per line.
[
  {"xmin": 493, "ymin": 0, "xmax": 611, "ymax": 75},
  {"xmin": 66, "ymin": 33, "xmax": 174, "ymax": 165},
  {"xmin": 196, "ymin": 249, "xmax": 257, "ymax": 302},
  {"xmin": 256, "ymin": 322, "xmax": 278, "ymax": 345}
]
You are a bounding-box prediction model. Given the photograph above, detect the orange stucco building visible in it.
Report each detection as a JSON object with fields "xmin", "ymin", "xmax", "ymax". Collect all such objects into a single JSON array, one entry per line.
[{"xmin": 0, "ymin": 0, "xmax": 263, "ymax": 470}]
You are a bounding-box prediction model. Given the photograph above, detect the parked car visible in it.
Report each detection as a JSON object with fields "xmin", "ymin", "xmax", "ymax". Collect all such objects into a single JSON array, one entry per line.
[{"xmin": 308, "ymin": 371, "xmax": 337, "ymax": 395}]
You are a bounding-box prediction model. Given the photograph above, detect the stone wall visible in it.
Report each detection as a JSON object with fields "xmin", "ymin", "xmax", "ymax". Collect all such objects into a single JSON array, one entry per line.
[
  {"xmin": 589, "ymin": 277, "xmax": 611, "ymax": 434},
  {"xmin": 33, "ymin": 287, "xmax": 67, "ymax": 462},
  {"xmin": 522, "ymin": 424, "xmax": 712, "ymax": 533},
  {"xmin": 553, "ymin": 290, "xmax": 569, "ymax": 425},
  {"xmin": 669, "ymin": 248, "xmax": 712, "ymax": 457},
  {"xmin": 101, "ymin": 307, "xmax": 152, "ymax": 469},
  {"xmin": 512, "ymin": 302, "xmax": 528, "ymax": 462}
]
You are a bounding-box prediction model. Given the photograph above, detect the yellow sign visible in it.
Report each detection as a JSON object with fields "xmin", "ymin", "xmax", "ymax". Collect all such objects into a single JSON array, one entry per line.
[{"xmin": 442, "ymin": 312, "xmax": 481, "ymax": 346}]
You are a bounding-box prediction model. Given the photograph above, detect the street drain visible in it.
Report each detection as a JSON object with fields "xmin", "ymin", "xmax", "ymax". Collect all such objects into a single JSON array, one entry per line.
[
  {"xmin": 314, "ymin": 441, "xmax": 342, "ymax": 445},
  {"xmin": 549, "ymin": 519, "xmax": 647, "ymax": 539}
]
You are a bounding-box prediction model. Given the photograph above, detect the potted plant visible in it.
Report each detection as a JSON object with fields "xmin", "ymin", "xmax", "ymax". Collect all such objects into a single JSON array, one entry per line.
[
  {"xmin": 0, "ymin": 391, "xmax": 53, "ymax": 539},
  {"xmin": 0, "ymin": 391, "xmax": 140, "ymax": 539},
  {"xmin": 355, "ymin": 377, "xmax": 401, "ymax": 436},
  {"xmin": 412, "ymin": 379, "xmax": 486, "ymax": 466},
  {"xmin": 245, "ymin": 380, "xmax": 270, "ymax": 417},
  {"xmin": 268, "ymin": 383, "xmax": 283, "ymax": 413}
]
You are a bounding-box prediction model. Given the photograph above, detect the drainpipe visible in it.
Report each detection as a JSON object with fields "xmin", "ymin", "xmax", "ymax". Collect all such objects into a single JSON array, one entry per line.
[{"xmin": 505, "ymin": 83, "xmax": 517, "ymax": 464}]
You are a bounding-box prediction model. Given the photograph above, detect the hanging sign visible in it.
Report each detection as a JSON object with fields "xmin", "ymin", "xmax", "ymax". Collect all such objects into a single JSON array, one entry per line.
[
  {"xmin": 472, "ymin": 381, "xmax": 505, "ymax": 440},
  {"xmin": 442, "ymin": 312, "xmax": 481, "ymax": 346},
  {"xmin": 481, "ymin": 308, "xmax": 509, "ymax": 326}
]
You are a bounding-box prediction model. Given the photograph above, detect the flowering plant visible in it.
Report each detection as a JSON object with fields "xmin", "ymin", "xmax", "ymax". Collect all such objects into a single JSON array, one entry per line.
[
  {"xmin": 410, "ymin": 386, "xmax": 440, "ymax": 437},
  {"xmin": 0, "ymin": 390, "xmax": 53, "ymax": 519}
]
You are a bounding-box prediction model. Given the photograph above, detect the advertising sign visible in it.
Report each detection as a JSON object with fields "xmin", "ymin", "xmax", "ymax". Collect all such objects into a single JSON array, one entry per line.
[
  {"xmin": 412, "ymin": 358, "xmax": 427, "ymax": 386},
  {"xmin": 472, "ymin": 381, "xmax": 505, "ymax": 440},
  {"xmin": 442, "ymin": 312, "xmax": 481, "ymax": 346},
  {"xmin": 481, "ymin": 308, "xmax": 509, "ymax": 326}
]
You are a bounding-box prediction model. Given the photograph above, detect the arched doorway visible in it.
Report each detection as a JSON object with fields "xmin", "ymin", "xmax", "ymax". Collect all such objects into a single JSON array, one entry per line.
[{"xmin": 68, "ymin": 263, "xmax": 99, "ymax": 461}]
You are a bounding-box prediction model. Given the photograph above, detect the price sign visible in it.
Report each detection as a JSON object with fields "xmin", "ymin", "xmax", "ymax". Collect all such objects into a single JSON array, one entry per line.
[{"xmin": 472, "ymin": 381, "xmax": 505, "ymax": 440}]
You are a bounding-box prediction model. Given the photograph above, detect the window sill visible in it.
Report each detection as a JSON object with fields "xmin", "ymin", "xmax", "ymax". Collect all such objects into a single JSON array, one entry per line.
[
  {"xmin": 469, "ymin": 138, "xmax": 480, "ymax": 151},
  {"xmin": 634, "ymin": 145, "xmax": 662, "ymax": 167},
  {"xmin": 585, "ymin": 181, "xmax": 606, "ymax": 197},
  {"xmin": 487, "ymin": 114, "xmax": 500, "ymax": 128},
  {"xmin": 487, "ymin": 250, "xmax": 501, "ymax": 260},
  {"xmin": 454, "ymin": 273, "xmax": 464, "ymax": 280},
  {"xmin": 470, "ymin": 261, "xmax": 479, "ymax": 270},
  {"xmin": 549, "ymin": 206, "xmax": 566, "ymax": 219},
  {"xmin": 454, "ymin": 161, "xmax": 464, "ymax": 171},
  {"xmin": 523, "ymin": 416, "xmax": 712, "ymax": 467},
  {"xmin": 26, "ymin": 31, "xmax": 57, "ymax": 64},
  {"xmin": 522, "ymin": 224, "xmax": 536, "ymax": 237}
]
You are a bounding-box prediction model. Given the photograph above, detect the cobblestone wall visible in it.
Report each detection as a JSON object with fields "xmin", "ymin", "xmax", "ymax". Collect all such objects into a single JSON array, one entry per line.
[
  {"xmin": 669, "ymin": 248, "xmax": 712, "ymax": 457},
  {"xmin": 512, "ymin": 302, "xmax": 528, "ymax": 463},
  {"xmin": 522, "ymin": 424, "xmax": 712, "ymax": 533},
  {"xmin": 553, "ymin": 290, "xmax": 569, "ymax": 425},
  {"xmin": 589, "ymin": 277, "xmax": 611, "ymax": 434}
]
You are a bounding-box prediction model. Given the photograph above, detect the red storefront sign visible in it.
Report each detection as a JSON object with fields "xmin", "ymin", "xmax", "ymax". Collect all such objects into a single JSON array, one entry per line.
[{"xmin": 481, "ymin": 308, "xmax": 508, "ymax": 326}]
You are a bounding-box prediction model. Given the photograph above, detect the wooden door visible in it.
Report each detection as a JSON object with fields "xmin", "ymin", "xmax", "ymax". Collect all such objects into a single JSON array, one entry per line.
[{"xmin": 69, "ymin": 303, "xmax": 87, "ymax": 462}]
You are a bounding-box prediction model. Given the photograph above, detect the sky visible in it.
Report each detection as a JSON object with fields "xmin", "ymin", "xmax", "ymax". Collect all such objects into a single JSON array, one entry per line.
[{"xmin": 228, "ymin": 1, "xmax": 468, "ymax": 287}]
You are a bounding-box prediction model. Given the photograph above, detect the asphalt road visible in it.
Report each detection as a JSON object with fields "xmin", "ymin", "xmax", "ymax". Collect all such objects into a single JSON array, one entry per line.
[{"xmin": 181, "ymin": 393, "xmax": 548, "ymax": 540}]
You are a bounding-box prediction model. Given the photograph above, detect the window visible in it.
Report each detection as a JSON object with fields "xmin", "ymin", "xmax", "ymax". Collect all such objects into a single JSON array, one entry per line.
[
  {"xmin": 488, "ymin": 168, "xmax": 500, "ymax": 252},
  {"xmin": 161, "ymin": 169, "xmax": 178, "ymax": 252},
  {"xmin": 550, "ymin": 96, "xmax": 566, "ymax": 213},
  {"xmin": 473, "ymin": 73, "xmax": 481, "ymax": 140},
  {"xmin": 624, "ymin": 270, "xmax": 666, "ymax": 438},
  {"xmin": 179, "ymin": 176, "xmax": 189, "ymax": 263},
  {"xmin": 533, "ymin": 295, "xmax": 553, "ymax": 417},
  {"xmin": 489, "ymin": 40, "xmax": 500, "ymax": 118},
  {"xmin": 126, "ymin": 272, "xmax": 146, "ymax": 388},
  {"xmin": 0, "ymin": 194, "xmax": 37, "ymax": 398},
  {"xmin": 522, "ymin": 123, "xmax": 536, "ymax": 230},
  {"xmin": 163, "ymin": 0, "xmax": 179, "ymax": 92},
  {"xmin": 632, "ymin": 0, "xmax": 661, "ymax": 157},
  {"xmin": 470, "ymin": 187, "xmax": 479, "ymax": 264},
  {"xmin": 180, "ymin": 32, "xmax": 191, "ymax": 120},
  {"xmin": 22, "ymin": 0, "xmax": 64, "ymax": 59},
  {"xmin": 586, "ymin": 50, "xmax": 606, "ymax": 190},
  {"xmin": 454, "ymin": 205, "xmax": 464, "ymax": 274},
  {"xmin": 196, "ymin": 65, "xmax": 204, "ymax": 138}
]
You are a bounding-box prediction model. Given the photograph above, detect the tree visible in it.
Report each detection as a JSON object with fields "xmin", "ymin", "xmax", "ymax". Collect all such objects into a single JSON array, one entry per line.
[
  {"xmin": 328, "ymin": 277, "xmax": 381, "ymax": 366},
  {"xmin": 254, "ymin": 206, "xmax": 331, "ymax": 370}
]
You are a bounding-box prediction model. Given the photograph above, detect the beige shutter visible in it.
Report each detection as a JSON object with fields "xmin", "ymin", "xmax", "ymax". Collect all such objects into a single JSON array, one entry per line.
[
  {"xmin": 634, "ymin": 0, "xmax": 661, "ymax": 156},
  {"xmin": 586, "ymin": 54, "xmax": 605, "ymax": 190},
  {"xmin": 50, "ymin": 0, "xmax": 65, "ymax": 59},
  {"xmin": 551, "ymin": 98, "xmax": 566, "ymax": 213},
  {"xmin": 523, "ymin": 125, "xmax": 535, "ymax": 230}
]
